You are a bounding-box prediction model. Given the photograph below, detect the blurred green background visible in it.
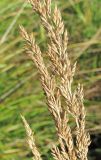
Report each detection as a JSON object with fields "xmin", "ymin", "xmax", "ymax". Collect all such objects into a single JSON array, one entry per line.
[{"xmin": 0, "ymin": 0, "xmax": 101, "ymax": 159}]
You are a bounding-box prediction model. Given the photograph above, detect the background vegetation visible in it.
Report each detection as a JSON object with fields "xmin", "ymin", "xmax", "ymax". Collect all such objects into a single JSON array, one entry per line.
[{"xmin": 0, "ymin": 0, "xmax": 101, "ymax": 159}]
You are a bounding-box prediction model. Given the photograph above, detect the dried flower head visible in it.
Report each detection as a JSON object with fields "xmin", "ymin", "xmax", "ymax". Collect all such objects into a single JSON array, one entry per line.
[{"xmin": 20, "ymin": 0, "xmax": 91, "ymax": 160}]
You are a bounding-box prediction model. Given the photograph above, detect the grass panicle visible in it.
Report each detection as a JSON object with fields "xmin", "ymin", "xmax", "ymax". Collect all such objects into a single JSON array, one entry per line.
[
  {"xmin": 21, "ymin": 115, "xmax": 42, "ymax": 160},
  {"xmin": 20, "ymin": 0, "xmax": 91, "ymax": 159}
]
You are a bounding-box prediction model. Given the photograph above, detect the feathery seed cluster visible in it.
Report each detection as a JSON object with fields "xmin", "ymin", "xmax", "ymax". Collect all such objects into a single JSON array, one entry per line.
[{"xmin": 20, "ymin": 0, "xmax": 91, "ymax": 160}]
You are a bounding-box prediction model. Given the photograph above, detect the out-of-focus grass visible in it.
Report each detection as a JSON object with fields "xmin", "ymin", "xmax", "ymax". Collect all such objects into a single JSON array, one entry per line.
[{"xmin": 0, "ymin": 0, "xmax": 101, "ymax": 159}]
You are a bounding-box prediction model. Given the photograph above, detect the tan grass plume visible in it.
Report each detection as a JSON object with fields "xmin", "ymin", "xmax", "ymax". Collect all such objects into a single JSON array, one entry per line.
[{"xmin": 20, "ymin": 0, "xmax": 91, "ymax": 159}]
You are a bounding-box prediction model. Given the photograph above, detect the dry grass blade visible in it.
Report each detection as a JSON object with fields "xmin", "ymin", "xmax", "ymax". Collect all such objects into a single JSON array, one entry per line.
[{"xmin": 20, "ymin": 0, "xmax": 91, "ymax": 160}]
